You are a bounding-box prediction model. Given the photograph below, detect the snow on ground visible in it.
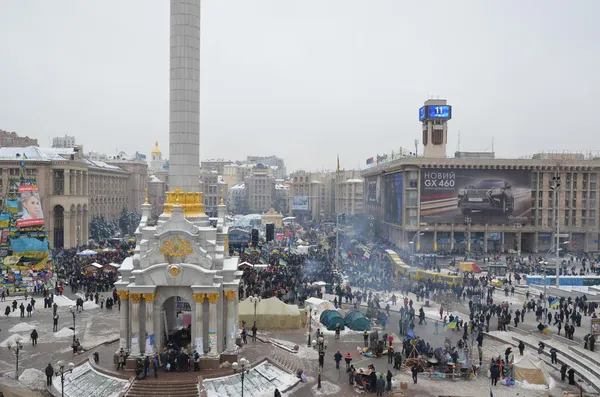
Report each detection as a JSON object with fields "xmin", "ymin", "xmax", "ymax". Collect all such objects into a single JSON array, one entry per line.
[
  {"xmin": 311, "ymin": 381, "xmax": 341, "ymax": 396},
  {"xmin": 18, "ymin": 368, "xmax": 46, "ymax": 390},
  {"xmin": 53, "ymin": 327, "xmax": 76, "ymax": 339},
  {"xmin": 82, "ymin": 300, "xmax": 99, "ymax": 310},
  {"xmin": 8, "ymin": 322, "xmax": 37, "ymax": 333},
  {"xmin": 0, "ymin": 333, "xmax": 26, "ymax": 348},
  {"xmin": 53, "ymin": 295, "xmax": 75, "ymax": 307}
]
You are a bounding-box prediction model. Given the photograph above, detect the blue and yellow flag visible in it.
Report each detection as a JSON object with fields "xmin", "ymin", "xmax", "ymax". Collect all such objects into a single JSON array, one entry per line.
[
  {"xmin": 259, "ymin": 258, "xmax": 266, "ymax": 264},
  {"xmin": 279, "ymin": 258, "xmax": 288, "ymax": 266},
  {"xmin": 443, "ymin": 318, "xmax": 458, "ymax": 331},
  {"xmin": 243, "ymin": 247, "xmax": 251, "ymax": 255},
  {"xmin": 550, "ymin": 298, "xmax": 560, "ymax": 309}
]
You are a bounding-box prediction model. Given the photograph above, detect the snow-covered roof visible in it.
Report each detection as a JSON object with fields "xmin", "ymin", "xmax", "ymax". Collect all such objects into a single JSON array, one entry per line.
[
  {"xmin": 347, "ymin": 178, "xmax": 363, "ymax": 183},
  {"xmin": 230, "ymin": 183, "xmax": 245, "ymax": 190},
  {"xmin": 311, "ymin": 180, "xmax": 322, "ymax": 184},
  {"xmin": 0, "ymin": 146, "xmax": 74, "ymax": 161},
  {"xmin": 84, "ymin": 158, "xmax": 123, "ymax": 171},
  {"xmin": 275, "ymin": 183, "xmax": 289, "ymax": 190},
  {"xmin": 149, "ymin": 175, "xmax": 163, "ymax": 183}
]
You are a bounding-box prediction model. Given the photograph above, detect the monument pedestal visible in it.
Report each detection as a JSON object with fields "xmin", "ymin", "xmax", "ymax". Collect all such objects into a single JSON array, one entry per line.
[
  {"xmin": 200, "ymin": 357, "xmax": 221, "ymax": 370},
  {"xmin": 220, "ymin": 352, "xmax": 238, "ymax": 365}
]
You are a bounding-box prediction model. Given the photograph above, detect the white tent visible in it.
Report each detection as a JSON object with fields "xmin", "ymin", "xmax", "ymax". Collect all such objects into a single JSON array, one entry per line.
[
  {"xmin": 513, "ymin": 355, "xmax": 550, "ymax": 385},
  {"xmin": 238, "ymin": 297, "xmax": 302, "ymax": 329}
]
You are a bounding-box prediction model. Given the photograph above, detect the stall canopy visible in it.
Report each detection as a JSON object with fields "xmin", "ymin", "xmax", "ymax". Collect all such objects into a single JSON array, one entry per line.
[
  {"xmin": 513, "ymin": 356, "xmax": 550, "ymax": 385},
  {"xmin": 319, "ymin": 309, "xmax": 345, "ymax": 331},
  {"xmin": 344, "ymin": 310, "xmax": 371, "ymax": 331},
  {"xmin": 238, "ymin": 297, "xmax": 302, "ymax": 329},
  {"xmin": 459, "ymin": 262, "xmax": 482, "ymax": 273},
  {"xmin": 305, "ymin": 297, "xmax": 335, "ymax": 313}
]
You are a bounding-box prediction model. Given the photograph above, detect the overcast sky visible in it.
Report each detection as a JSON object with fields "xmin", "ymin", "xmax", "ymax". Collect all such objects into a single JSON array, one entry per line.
[{"xmin": 1, "ymin": 1, "xmax": 599, "ymax": 172}]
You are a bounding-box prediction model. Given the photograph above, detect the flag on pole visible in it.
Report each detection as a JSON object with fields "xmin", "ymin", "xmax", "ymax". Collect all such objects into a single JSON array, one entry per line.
[
  {"xmin": 550, "ymin": 298, "xmax": 560, "ymax": 309},
  {"xmin": 337, "ymin": 154, "xmax": 340, "ymax": 171},
  {"xmin": 279, "ymin": 258, "xmax": 288, "ymax": 266},
  {"xmin": 443, "ymin": 317, "xmax": 458, "ymax": 331}
]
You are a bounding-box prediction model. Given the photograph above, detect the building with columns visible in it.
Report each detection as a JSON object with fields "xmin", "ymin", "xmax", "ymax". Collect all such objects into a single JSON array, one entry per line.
[
  {"xmin": 0, "ymin": 146, "xmax": 147, "ymax": 248},
  {"xmin": 115, "ymin": 191, "xmax": 239, "ymax": 367}
]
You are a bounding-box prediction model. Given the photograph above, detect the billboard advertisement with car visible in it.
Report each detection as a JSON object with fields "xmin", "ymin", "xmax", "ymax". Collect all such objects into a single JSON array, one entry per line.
[{"xmin": 420, "ymin": 169, "xmax": 531, "ymax": 225}]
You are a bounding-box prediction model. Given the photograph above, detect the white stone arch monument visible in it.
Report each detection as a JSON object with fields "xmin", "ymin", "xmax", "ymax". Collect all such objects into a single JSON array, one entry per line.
[{"xmin": 115, "ymin": 195, "xmax": 240, "ymax": 369}]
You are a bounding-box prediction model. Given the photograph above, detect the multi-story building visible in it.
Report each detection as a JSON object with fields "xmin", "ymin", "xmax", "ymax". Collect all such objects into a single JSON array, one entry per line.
[
  {"xmin": 0, "ymin": 146, "xmax": 141, "ymax": 249},
  {"xmin": 52, "ymin": 135, "xmax": 76, "ymax": 148},
  {"xmin": 148, "ymin": 175, "xmax": 167, "ymax": 219},
  {"xmin": 201, "ymin": 159, "xmax": 232, "ymax": 175},
  {"xmin": 199, "ymin": 170, "xmax": 228, "ymax": 217},
  {"xmin": 288, "ymin": 171, "xmax": 326, "ymax": 221},
  {"xmin": 335, "ymin": 170, "xmax": 364, "ymax": 215},
  {"xmin": 274, "ymin": 181, "xmax": 289, "ymax": 215},
  {"xmin": 245, "ymin": 164, "xmax": 276, "ymax": 213},
  {"xmin": 222, "ymin": 164, "xmax": 252, "ymax": 189},
  {"xmin": 106, "ymin": 156, "xmax": 148, "ymax": 213},
  {"xmin": 0, "ymin": 130, "xmax": 38, "ymax": 147},
  {"xmin": 362, "ymin": 99, "xmax": 600, "ymax": 253},
  {"xmin": 245, "ymin": 155, "xmax": 286, "ymax": 179},
  {"xmin": 227, "ymin": 183, "xmax": 247, "ymax": 215}
]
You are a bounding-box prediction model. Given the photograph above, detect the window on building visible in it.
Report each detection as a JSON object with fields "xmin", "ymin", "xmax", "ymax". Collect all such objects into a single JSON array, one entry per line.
[
  {"xmin": 591, "ymin": 174, "xmax": 597, "ymax": 190},
  {"xmin": 422, "ymin": 130, "xmax": 428, "ymax": 146},
  {"xmin": 432, "ymin": 130, "xmax": 443, "ymax": 145}
]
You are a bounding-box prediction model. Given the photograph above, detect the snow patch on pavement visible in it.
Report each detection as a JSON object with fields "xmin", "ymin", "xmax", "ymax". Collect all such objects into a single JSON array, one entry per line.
[
  {"xmin": 8, "ymin": 322, "xmax": 37, "ymax": 333},
  {"xmin": 18, "ymin": 368, "xmax": 46, "ymax": 390}
]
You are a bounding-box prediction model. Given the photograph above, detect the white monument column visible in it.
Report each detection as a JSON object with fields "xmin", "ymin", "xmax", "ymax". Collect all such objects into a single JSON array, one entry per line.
[
  {"xmin": 207, "ymin": 293, "xmax": 219, "ymax": 356},
  {"xmin": 117, "ymin": 291, "xmax": 129, "ymax": 349},
  {"xmin": 193, "ymin": 293, "xmax": 205, "ymax": 354},
  {"xmin": 225, "ymin": 291, "xmax": 236, "ymax": 352},
  {"xmin": 143, "ymin": 293, "xmax": 156, "ymax": 355},
  {"xmin": 169, "ymin": 0, "xmax": 201, "ymax": 192},
  {"xmin": 130, "ymin": 293, "xmax": 142, "ymax": 356}
]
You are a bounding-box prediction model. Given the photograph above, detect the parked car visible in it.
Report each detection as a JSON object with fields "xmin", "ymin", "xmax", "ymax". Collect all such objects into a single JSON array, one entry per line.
[{"xmin": 457, "ymin": 179, "xmax": 514, "ymax": 215}]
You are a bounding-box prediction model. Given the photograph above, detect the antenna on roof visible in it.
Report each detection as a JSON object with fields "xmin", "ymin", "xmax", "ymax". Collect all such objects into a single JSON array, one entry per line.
[{"xmin": 457, "ymin": 130, "xmax": 461, "ymax": 152}]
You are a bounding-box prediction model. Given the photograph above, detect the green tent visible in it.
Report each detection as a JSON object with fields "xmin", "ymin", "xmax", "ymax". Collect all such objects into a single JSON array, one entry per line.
[
  {"xmin": 344, "ymin": 310, "xmax": 371, "ymax": 331},
  {"xmin": 320, "ymin": 310, "xmax": 345, "ymax": 331}
]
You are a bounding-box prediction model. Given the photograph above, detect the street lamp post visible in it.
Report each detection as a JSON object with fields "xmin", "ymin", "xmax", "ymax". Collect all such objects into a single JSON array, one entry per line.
[
  {"xmin": 250, "ymin": 295, "xmax": 261, "ymax": 327},
  {"xmin": 307, "ymin": 307, "xmax": 313, "ymax": 347},
  {"xmin": 54, "ymin": 360, "xmax": 75, "ymax": 397},
  {"xmin": 69, "ymin": 306, "xmax": 76, "ymax": 344},
  {"xmin": 232, "ymin": 357, "xmax": 251, "ymax": 397},
  {"xmin": 312, "ymin": 335, "xmax": 328, "ymax": 389},
  {"xmin": 7, "ymin": 336, "xmax": 24, "ymax": 380},
  {"xmin": 550, "ymin": 174, "xmax": 561, "ymax": 287},
  {"xmin": 410, "ymin": 229, "xmax": 428, "ymax": 266},
  {"xmin": 543, "ymin": 241, "xmax": 569, "ymax": 306},
  {"xmin": 464, "ymin": 217, "xmax": 472, "ymax": 254}
]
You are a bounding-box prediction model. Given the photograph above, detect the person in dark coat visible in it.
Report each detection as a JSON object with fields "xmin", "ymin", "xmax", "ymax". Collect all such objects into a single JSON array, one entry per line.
[
  {"xmin": 411, "ymin": 364, "xmax": 418, "ymax": 384},
  {"xmin": 344, "ymin": 352, "xmax": 352, "ymax": 371},
  {"xmin": 387, "ymin": 346, "xmax": 394, "ymax": 364},
  {"xmin": 568, "ymin": 368, "xmax": 576, "ymax": 385},
  {"xmin": 590, "ymin": 334, "xmax": 596, "ymax": 352},
  {"xmin": 274, "ymin": 389, "xmax": 282, "ymax": 397},
  {"xmin": 334, "ymin": 351, "xmax": 342, "ymax": 369},
  {"xmin": 30, "ymin": 329, "xmax": 38, "ymax": 346},
  {"xmin": 550, "ymin": 347, "xmax": 558, "ymax": 364},
  {"xmin": 45, "ymin": 363, "xmax": 54, "ymax": 386},
  {"xmin": 386, "ymin": 370, "xmax": 393, "ymax": 391},
  {"xmin": 490, "ymin": 363, "xmax": 500, "ymax": 386},
  {"xmin": 518, "ymin": 340, "xmax": 525, "ymax": 355},
  {"xmin": 560, "ymin": 364, "xmax": 568, "ymax": 381}
]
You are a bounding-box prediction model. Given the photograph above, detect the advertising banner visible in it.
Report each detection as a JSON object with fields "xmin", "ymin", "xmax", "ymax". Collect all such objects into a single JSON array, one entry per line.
[
  {"xmin": 592, "ymin": 318, "xmax": 600, "ymax": 336},
  {"xmin": 383, "ymin": 173, "xmax": 403, "ymax": 224},
  {"xmin": 17, "ymin": 185, "xmax": 44, "ymax": 227},
  {"xmin": 420, "ymin": 169, "xmax": 531, "ymax": 225},
  {"xmin": 292, "ymin": 196, "xmax": 309, "ymax": 211},
  {"xmin": 1, "ymin": 180, "xmax": 53, "ymax": 292},
  {"xmin": 367, "ymin": 179, "xmax": 377, "ymax": 203}
]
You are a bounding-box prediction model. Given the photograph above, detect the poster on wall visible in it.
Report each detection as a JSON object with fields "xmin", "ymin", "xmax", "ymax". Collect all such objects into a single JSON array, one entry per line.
[
  {"xmin": 420, "ymin": 169, "xmax": 531, "ymax": 225},
  {"xmin": 292, "ymin": 196, "xmax": 309, "ymax": 211},
  {"xmin": 383, "ymin": 173, "xmax": 403, "ymax": 224},
  {"xmin": 367, "ymin": 179, "xmax": 377, "ymax": 203},
  {"xmin": 0, "ymin": 179, "xmax": 53, "ymax": 293},
  {"xmin": 208, "ymin": 331, "xmax": 217, "ymax": 354}
]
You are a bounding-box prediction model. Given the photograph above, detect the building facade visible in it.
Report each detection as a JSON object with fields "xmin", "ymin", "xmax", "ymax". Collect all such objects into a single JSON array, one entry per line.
[
  {"xmin": 0, "ymin": 130, "xmax": 38, "ymax": 147},
  {"xmin": 52, "ymin": 135, "xmax": 76, "ymax": 148},
  {"xmin": 335, "ymin": 171, "xmax": 364, "ymax": 215},
  {"xmin": 245, "ymin": 165, "xmax": 275, "ymax": 213},
  {"xmin": 201, "ymin": 159, "xmax": 232, "ymax": 175},
  {"xmin": 288, "ymin": 171, "xmax": 326, "ymax": 221},
  {"xmin": 244, "ymin": 155, "xmax": 286, "ymax": 179},
  {"xmin": 199, "ymin": 171, "xmax": 228, "ymax": 217},
  {"xmin": 362, "ymin": 155, "xmax": 600, "ymax": 253},
  {"xmin": 106, "ymin": 158, "xmax": 148, "ymax": 213}
]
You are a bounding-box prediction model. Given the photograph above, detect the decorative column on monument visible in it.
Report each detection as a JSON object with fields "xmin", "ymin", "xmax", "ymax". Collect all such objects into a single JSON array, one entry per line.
[
  {"xmin": 206, "ymin": 293, "xmax": 219, "ymax": 357},
  {"xmin": 117, "ymin": 291, "xmax": 129, "ymax": 349},
  {"xmin": 143, "ymin": 293, "xmax": 156, "ymax": 355},
  {"xmin": 192, "ymin": 293, "xmax": 205, "ymax": 355},
  {"xmin": 129, "ymin": 293, "xmax": 142, "ymax": 356},
  {"xmin": 224, "ymin": 290, "xmax": 237, "ymax": 352}
]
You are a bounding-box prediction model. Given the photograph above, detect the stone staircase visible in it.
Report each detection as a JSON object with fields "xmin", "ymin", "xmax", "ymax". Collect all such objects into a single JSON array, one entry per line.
[
  {"xmin": 125, "ymin": 378, "xmax": 199, "ymax": 397},
  {"xmin": 486, "ymin": 330, "xmax": 600, "ymax": 393}
]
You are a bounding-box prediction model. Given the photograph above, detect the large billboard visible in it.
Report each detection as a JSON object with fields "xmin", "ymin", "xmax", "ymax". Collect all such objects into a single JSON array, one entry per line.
[
  {"xmin": 420, "ymin": 169, "xmax": 531, "ymax": 225},
  {"xmin": 17, "ymin": 185, "xmax": 44, "ymax": 227},
  {"xmin": 383, "ymin": 173, "xmax": 403, "ymax": 224},
  {"xmin": 292, "ymin": 196, "xmax": 309, "ymax": 211}
]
